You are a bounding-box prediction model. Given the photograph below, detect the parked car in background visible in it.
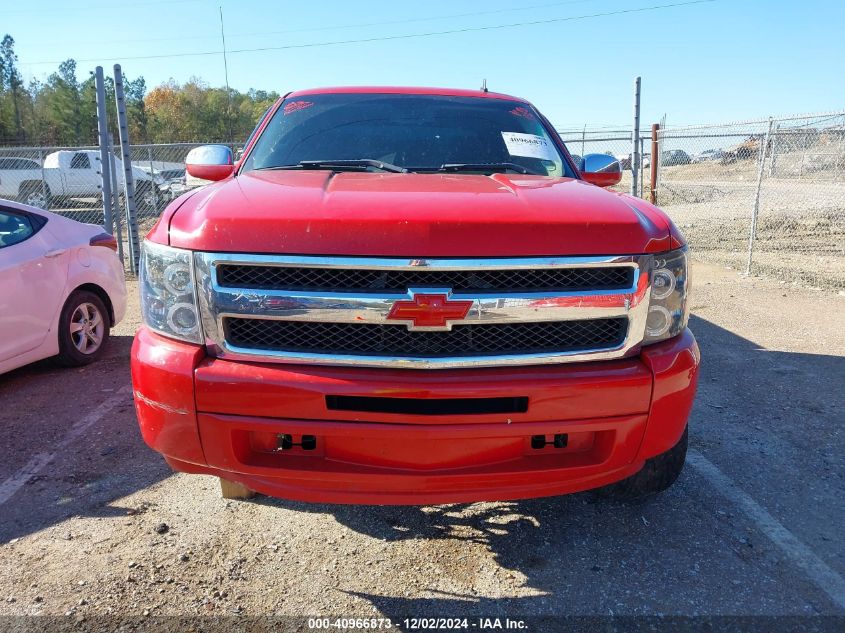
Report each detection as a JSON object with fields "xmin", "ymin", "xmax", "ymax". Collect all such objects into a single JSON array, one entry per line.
[
  {"xmin": 692, "ymin": 149, "xmax": 724, "ymax": 163},
  {"xmin": 0, "ymin": 199, "xmax": 127, "ymax": 375},
  {"xmin": 721, "ymin": 137, "xmax": 761, "ymax": 164},
  {"xmin": 0, "ymin": 156, "xmax": 45, "ymax": 205},
  {"xmin": 616, "ymin": 153, "xmax": 651, "ymax": 171},
  {"xmin": 157, "ymin": 168, "xmax": 192, "ymax": 199},
  {"xmin": 0, "ymin": 157, "xmax": 42, "ymax": 171},
  {"xmin": 661, "ymin": 149, "xmax": 692, "ymax": 166},
  {"xmin": 0, "ymin": 150, "xmax": 165, "ymax": 213}
]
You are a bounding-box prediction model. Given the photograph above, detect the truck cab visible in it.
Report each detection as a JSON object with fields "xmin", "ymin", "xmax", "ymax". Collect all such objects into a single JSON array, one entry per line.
[{"xmin": 43, "ymin": 150, "xmax": 101, "ymax": 197}]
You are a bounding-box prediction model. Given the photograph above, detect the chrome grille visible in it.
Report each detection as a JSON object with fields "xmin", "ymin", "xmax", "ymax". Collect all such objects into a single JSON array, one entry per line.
[
  {"xmin": 194, "ymin": 253, "xmax": 652, "ymax": 369},
  {"xmin": 224, "ymin": 317, "xmax": 628, "ymax": 358},
  {"xmin": 216, "ymin": 264, "xmax": 634, "ymax": 293}
]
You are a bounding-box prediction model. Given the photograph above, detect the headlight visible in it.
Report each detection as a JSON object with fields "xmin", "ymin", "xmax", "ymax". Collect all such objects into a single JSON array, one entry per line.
[
  {"xmin": 643, "ymin": 247, "xmax": 690, "ymax": 345},
  {"xmin": 140, "ymin": 241, "xmax": 202, "ymax": 343}
]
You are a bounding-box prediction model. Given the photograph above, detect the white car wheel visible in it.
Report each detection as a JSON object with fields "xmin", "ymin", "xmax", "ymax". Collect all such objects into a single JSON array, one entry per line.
[
  {"xmin": 56, "ymin": 290, "xmax": 111, "ymax": 367},
  {"xmin": 19, "ymin": 184, "xmax": 49, "ymax": 209},
  {"xmin": 70, "ymin": 302, "xmax": 105, "ymax": 355}
]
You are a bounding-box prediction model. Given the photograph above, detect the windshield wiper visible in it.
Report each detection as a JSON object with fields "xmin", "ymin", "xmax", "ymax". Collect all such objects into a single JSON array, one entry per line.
[
  {"xmin": 257, "ymin": 159, "xmax": 408, "ymax": 173},
  {"xmin": 437, "ymin": 163, "xmax": 536, "ymax": 175},
  {"xmin": 436, "ymin": 163, "xmax": 534, "ymax": 175}
]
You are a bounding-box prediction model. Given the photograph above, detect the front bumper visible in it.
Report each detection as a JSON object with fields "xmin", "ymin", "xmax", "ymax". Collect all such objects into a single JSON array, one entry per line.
[{"xmin": 131, "ymin": 327, "xmax": 699, "ymax": 505}]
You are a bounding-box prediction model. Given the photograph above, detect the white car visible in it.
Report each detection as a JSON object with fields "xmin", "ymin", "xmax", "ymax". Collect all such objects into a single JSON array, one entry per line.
[
  {"xmin": 691, "ymin": 148, "xmax": 724, "ymax": 163},
  {"xmin": 0, "ymin": 199, "xmax": 127, "ymax": 375}
]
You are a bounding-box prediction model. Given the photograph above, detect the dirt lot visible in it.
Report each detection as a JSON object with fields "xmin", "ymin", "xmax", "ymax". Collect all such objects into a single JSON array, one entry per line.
[
  {"xmin": 606, "ymin": 152, "xmax": 845, "ymax": 289},
  {"xmin": 657, "ymin": 177, "xmax": 845, "ymax": 286},
  {"xmin": 0, "ymin": 262, "xmax": 843, "ymax": 630}
]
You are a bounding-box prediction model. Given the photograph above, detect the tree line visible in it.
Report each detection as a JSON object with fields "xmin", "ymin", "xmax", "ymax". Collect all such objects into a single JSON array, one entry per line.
[{"xmin": 0, "ymin": 35, "xmax": 280, "ymax": 147}]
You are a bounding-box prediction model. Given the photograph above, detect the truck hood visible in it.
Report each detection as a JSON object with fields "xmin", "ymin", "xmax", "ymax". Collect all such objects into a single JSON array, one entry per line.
[{"xmin": 166, "ymin": 171, "xmax": 673, "ymax": 256}]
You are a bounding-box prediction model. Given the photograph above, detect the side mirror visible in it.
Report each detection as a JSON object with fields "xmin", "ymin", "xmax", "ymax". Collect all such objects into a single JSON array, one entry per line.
[
  {"xmin": 185, "ymin": 145, "xmax": 234, "ymax": 181},
  {"xmin": 579, "ymin": 153, "xmax": 622, "ymax": 187}
]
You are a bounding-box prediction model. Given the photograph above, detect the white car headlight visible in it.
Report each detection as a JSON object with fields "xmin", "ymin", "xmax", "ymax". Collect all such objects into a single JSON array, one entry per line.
[
  {"xmin": 140, "ymin": 241, "xmax": 202, "ymax": 343},
  {"xmin": 643, "ymin": 247, "xmax": 690, "ymax": 345}
]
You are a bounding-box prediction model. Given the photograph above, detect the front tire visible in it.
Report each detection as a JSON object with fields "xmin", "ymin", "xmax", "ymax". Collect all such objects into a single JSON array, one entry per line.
[
  {"xmin": 19, "ymin": 182, "xmax": 50, "ymax": 209},
  {"xmin": 597, "ymin": 427, "xmax": 688, "ymax": 500},
  {"xmin": 134, "ymin": 181, "xmax": 160, "ymax": 216},
  {"xmin": 56, "ymin": 290, "xmax": 111, "ymax": 367}
]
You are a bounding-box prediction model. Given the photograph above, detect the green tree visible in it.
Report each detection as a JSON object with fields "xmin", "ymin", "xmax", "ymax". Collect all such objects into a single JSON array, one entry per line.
[
  {"xmin": 144, "ymin": 78, "xmax": 279, "ymax": 143},
  {"xmin": 0, "ymin": 35, "xmax": 24, "ymax": 141},
  {"xmin": 37, "ymin": 59, "xmax": 86, "ymax": 145},
  {"xmin": 125, "ymin": 76, "xmax": 148, "ymax": 142},
  {"xmin": 0, "ymin": 33, "xmax": 280, "ymax": 146}
]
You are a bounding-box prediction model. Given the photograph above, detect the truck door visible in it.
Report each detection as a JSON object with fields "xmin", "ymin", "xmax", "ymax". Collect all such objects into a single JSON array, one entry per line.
[
  {"xmin": 66, "ymin": 151, "xmax": 98, "ymax": 198},
  {"xmin": 0, "ymin": 208, "xmax": 69, "ymax": 363}
]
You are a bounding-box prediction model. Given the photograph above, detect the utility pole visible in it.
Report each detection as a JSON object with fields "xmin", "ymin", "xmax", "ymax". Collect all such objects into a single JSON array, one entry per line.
[
  {"xmin": 113, "ymin": 64, "xmax": 140, "ymax": 275},
  {"xmin": 94, "ymin": 66, "xmax": 114, "ymax": 234},
  {"xmin": 746, "ymin": 118, "xmax": 774, "ymax": 275},
  {"xmin": 220, "ymin": 5, "xmax": 233, "ymax": 141},
  {"xmin": 581, "ymin": 124, "xmax": 586, "ymax": 159},
  {"xmin": 108, "ymin": 134, "xmax": 125, "ymax": 264},
  {"xmin": 631, "ymin": 76, "xmax": 641, "ymax": 197},
  {"xmin": 650, "ymin": 123, "xmax": 660, "ymax": 205}
]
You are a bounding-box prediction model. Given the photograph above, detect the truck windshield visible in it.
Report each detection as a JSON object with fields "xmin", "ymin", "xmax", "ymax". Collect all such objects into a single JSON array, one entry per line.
[{"xmin": 241, "ymin": 93, "xmax": 573, "ymax": 177}]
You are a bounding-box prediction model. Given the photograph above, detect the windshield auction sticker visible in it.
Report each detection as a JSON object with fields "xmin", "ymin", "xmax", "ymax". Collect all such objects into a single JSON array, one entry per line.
[
  {"xmin": 501, "ymin": 132, "xmax": 556, "ymax": 161},
  {"xmin": 284, "ymin": 100, "xmax": 314, "ymax": 115}
]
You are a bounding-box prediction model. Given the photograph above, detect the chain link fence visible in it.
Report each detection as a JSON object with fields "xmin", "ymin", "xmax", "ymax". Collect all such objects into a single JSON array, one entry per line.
[
  {"xmin": 656, "ymin": 112, "xmax": 845, "ymax": 289},
  {"xmin": 2, "ymin": 113, "xmax": 843, "ymax": 288},
  {"xmin": 558, "ymin": 128, "xmax": 651, "ymax": 197}
]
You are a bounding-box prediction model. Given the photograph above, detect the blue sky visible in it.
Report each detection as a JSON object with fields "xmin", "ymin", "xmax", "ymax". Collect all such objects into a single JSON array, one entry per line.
[{"xmin": 5, "ymin": 0, "xmax": 844, "ymax": 129}]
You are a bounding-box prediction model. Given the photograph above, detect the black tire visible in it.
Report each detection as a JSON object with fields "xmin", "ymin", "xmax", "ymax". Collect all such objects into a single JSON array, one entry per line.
[
  {"xmin": 596, "ymin": 427, "xmax": 688, "ymax": 500},
  {"xmin": 55, "ymin": 290, "xmax": 111, "ymax": 367},
  {"xmin": 134, "ymin": 181, "xmax": 159, "ymax": 216},
  {"xmin": 18, "ymin": 182, "xmax": 50, "ymax": 209}
]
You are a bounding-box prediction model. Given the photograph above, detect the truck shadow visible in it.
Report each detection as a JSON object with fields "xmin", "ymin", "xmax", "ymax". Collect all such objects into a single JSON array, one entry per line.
[
  {"xmin": 255, "ymin": 314, "xmax": 845, "ymax": 619},
  {"xmin": 0, "ymin": 335, "xmax": 173, "ymax": 544}
]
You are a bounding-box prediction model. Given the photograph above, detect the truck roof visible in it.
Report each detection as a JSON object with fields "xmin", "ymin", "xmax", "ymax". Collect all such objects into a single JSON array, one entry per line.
[{"xmin": 285, "ymin": 86, "xmax": 529, "ymax": 103}]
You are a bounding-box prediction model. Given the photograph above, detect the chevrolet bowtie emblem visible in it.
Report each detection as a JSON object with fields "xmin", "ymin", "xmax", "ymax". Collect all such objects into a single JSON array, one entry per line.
[{"xmin": 387, "ymin": 291, "xmax": 473, "ymax": 330}]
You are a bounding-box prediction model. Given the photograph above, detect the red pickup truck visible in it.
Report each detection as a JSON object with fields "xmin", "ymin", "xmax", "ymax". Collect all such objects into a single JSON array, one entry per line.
[{"xmin": 131, "ymin": 86, "xmax": 699, "ymax": 504}]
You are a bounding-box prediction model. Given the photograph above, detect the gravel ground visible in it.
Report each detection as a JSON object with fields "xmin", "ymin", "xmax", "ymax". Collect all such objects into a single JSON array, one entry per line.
[
  {"xmin": 659, "ymin": 179, "xmax": 845, "ymax": 288},
  {"xmin": 0, "ymin": 262, "xmax": 843, "ymax": 631}
]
